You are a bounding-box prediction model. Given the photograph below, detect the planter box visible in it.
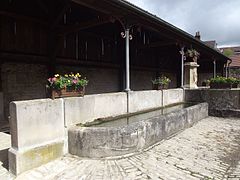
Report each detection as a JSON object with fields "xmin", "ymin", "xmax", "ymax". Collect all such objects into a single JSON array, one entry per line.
[
  {"xmin": 202, "ymin": 82, "xmax": 209, "ymax": 87},
  {"xmin": 232, "ymin": 83, "xmax": 240, "ymax": 88},
  {"xmin": 152, "ymin": 84, "xmax": 169, "ymax": 90},
  {"xmin": 50, "ymin": 87, "xmax": 85, "ymax": 99},
  {"xmin": 210, "ymin": 82, "xmax": 232, "ymax": 89}
]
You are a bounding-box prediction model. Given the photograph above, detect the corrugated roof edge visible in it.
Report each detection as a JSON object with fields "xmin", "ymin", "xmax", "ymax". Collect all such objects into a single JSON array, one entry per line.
[{"xmin": 111, "ymin": 0, "xmax": 230, "ymax": 62}]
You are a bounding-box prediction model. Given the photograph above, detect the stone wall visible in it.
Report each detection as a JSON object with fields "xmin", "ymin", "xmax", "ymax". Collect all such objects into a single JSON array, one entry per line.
[
  {"xmin": 185, "ymin": 89, "xmax": 240, "ymax": 117},
  {"xmin": 1, "ymin": 63, "xmax": 48, "ymax": 118},
  {"xmin": 56, "ymin": 65, "xmax": 120, "ymax": 94}
]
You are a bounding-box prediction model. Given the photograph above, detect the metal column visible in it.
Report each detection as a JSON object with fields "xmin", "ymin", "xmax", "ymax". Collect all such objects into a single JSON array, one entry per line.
[
  {"xmin": 213, "ymin": 60, "xmax": 216, "ymax": 78},
  {"xmin": 125, "ymin": 28, "xmax": 130, "ymax": 91},
  {"xmin": 180, "ymin": 47, "xmax": 185, "ymax": 88}
]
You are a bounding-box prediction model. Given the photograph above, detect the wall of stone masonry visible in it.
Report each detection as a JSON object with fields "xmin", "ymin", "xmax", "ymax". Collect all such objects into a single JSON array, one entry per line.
[
  {"xmin": 1, "ymin": 63, "xmax": 48, "ymax": 119},
  {"xmin": 185, "ymin": 88, "xmax": 240, "ymax": 117}
]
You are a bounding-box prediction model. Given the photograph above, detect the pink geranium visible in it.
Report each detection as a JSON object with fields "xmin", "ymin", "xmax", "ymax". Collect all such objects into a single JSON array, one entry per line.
[{"xmin": 72, "ymin": 79, "xmax": 78, "ymax": 84}]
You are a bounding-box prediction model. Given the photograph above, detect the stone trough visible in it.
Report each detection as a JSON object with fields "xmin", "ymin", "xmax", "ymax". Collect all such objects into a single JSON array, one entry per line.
[{"xmin": 68, "ymin": 102, "xmax": 208, "ymax": 158}]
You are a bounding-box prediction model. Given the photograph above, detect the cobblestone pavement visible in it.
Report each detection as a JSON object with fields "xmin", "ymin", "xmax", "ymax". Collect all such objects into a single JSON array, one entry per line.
[{"xmin": 4, "ymin": 117, "xmax": 240, "ymax": 180}]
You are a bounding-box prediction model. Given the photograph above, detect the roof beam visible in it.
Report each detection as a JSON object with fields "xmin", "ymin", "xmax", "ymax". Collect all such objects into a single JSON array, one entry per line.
[
  {"xmin": 0, "ymin": 10, "xmax": 47, "ymax": 25},
  {"xmin": 137, "ymin": 41, "xmax": 176, "ymax": 49},
  {"xmin": 51, "ymin": 0, "xmax": 71, "ymax": 29},
  {"xmin": 58, "ymin": 17, "xmax": 112, "ymax": 35}
]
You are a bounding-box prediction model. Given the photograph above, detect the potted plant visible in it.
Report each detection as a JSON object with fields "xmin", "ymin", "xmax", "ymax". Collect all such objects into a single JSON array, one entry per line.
[
  {"xmin": 185, "ymin": 48, "xmax": 200, "ymax": 62},
  {"xmin": 202, "ymin": 80, "xmax": 210, "ymax": 87},
  {"xmin": 230, "ymin": 77, "xmax": 240, "ymax": 88},
  {"xmin": 47, "ymin": 73, "xmax": 88, "ymax": 99},
  {"xmin": 152, "ymin": 76, "xmax": 171, "ymax": 90},
  {"xmin": 209, "ymin": 76, "xmax": 232, "ymax": 89}
]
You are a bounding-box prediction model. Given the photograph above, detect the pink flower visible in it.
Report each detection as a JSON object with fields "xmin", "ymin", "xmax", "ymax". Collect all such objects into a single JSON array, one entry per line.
[
  {"xmin": 72, "ymin": 79, "xmax": 78, "ymax": 84},
  {"xmin": 52, "ymin": 77, "xmax": 57, "ymax": 82}
]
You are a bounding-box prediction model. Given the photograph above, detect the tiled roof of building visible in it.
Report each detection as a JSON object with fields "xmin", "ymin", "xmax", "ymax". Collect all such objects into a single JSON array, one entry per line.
[
  {"xmin": 204, "ymin": 41, "xmax": 217, "ymax": 48},
  {"xmin": 220, "ymin": 46, "xmax": 240, "ymax": 55},
  {"xmin": 229, "ymin": 55, "xmax": 240, "ymax": 67}
]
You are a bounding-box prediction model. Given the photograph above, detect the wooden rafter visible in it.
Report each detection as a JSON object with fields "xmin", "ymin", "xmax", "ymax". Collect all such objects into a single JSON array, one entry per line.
[
  {"xmin": 51, "ymin": 0, "xmax": 71, "ymax": 29},
  {"xmin": 58, "ymin": 17, "xmax": 112, "ymax": 35},
  {"xmin": 137, "ymin": 41, "xmax": 176, "ymax": 49},
  {"xmin": 0, "ymin": 10, "xmax": 47, "ymax": 25},
  {"xmin": 71, "ymin": 0, "xmax": 110, "ymax": 14}
]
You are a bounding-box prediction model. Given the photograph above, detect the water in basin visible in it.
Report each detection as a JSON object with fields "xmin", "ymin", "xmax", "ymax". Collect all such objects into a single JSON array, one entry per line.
[{"xmin": 85, "ymin": 103, "xmax": 195, "ymax": 128}]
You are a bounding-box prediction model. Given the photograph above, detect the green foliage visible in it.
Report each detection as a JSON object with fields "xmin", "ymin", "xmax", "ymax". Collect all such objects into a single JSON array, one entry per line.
[
  {"xmin": 185, "ymin": 49, "xmax": 200, "ymax": 58},
  {"xmin": 47, "ymin": 73, "xmax": 88, "ymax": 90},
  {"xmin": 223, "ymin": 49, "xmax": 234, "ymax": 57},
  {"xmin": 152, "ymin": 76, "xmax": 171, "ymax": 85},
  {"xmin": 209, "ymin": 76, "xmax": 239, "ymax": 84}
]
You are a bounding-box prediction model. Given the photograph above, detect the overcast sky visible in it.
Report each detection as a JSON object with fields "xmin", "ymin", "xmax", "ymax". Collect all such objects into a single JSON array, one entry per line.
[{"xmin": 128, "ymin": 0, "xmax": 240, "ymax": 47}]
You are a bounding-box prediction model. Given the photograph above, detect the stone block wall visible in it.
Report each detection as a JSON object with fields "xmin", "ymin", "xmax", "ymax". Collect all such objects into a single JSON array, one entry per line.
[
  {"xmin": 56, "ymin": 65, "xmax": 120, "ymax": 94},
  {"xmin": 185, "ymin": 89, "xmax": 240, "ymax": 117},
  {"xmin": 1, "ymin": 63, "xmax": 48, "ymax": 118},
  {"xmin": 130, "ymin": 70, "xmax": 177, "ymax": 90}
]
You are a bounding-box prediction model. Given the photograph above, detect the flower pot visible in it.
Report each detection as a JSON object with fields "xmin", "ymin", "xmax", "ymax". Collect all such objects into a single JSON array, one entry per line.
[
  {"xmin": 232, "ymin": 83, "xmax": 240, "ymax": 88},
  {"xmin": 202, "ymin": 82, "xmax": 209, "ymax": 87},
  {"xmin": 50, "ymin": 86, "xmax": 85, "ymax": 99},
  {"xmin": 209, "ymin": 82, "xmax": 232, "ymax": 89},
  {"xmin": 152, "ymin": 84, "xmax": 169, "ymax": 90}
]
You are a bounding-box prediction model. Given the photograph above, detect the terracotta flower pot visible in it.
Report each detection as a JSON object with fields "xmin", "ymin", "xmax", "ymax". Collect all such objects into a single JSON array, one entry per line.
[
  {"xmin": 50, "ymin": 86, "xmax": 85, "ymax": 99},
  {"xmin": 152, "ymin": 84, "xmax": 169, "ymax": 90}
]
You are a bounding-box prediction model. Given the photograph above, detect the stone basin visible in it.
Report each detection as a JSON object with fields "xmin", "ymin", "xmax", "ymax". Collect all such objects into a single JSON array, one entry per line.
[{"xmin": 68, "ymin": 102, "xmax": 208, "ymax": 158}]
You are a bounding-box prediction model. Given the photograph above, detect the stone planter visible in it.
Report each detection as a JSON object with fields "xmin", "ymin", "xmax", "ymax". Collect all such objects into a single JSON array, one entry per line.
[
  {"xmin": 152, "ymin": 84, "xmax": 169, "ymax": 90},
  {"xmin": 210, "ymin": 82, "xmax": 232, "ymax": 89},
  {"xmin": 50, "ymin": 86, "xmax": 85, "ymax": 99}
]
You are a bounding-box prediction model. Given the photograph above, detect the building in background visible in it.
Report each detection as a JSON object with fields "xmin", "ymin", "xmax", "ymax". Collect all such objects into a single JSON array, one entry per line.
[{"xmin": 220, "ymin": 46, "xmax": 240, "ymax": 78}]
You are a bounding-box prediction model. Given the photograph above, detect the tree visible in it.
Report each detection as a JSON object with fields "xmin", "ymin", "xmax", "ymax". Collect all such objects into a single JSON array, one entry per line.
[{"xmin": 223, "ymin": 49, "xmax": 234, "ymax": 57}]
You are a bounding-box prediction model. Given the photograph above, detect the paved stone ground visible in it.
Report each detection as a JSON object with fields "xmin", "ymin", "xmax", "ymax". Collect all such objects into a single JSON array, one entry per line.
[{"xmin": 2, "ymin": 116, "xmax": 240, "ymax": 180}]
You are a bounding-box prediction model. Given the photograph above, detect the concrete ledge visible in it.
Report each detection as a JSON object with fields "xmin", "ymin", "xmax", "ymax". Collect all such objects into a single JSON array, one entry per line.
[
  {"xmin": 64, "ymin": 92, "xmax": 127, "ymax": 126},
  {"xmin": 128, "ymin": 90, "xmax": 162, "ymax": 113},
  {"xmin": 68, "ymin": 103, "xmax": 208, "ymax": 158},
  {"xmin": 163, "ymin": 89, "xmax": 184, "ymax": 106},
  {"xmin": 9, "ymin": 141, "xmax": 64, "ymax": 175}
]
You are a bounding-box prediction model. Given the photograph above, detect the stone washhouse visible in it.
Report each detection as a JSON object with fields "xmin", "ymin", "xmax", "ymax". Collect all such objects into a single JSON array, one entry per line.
[{"xmin": 0, "ymin": 0, "xmax": 231, "ymax": 176}]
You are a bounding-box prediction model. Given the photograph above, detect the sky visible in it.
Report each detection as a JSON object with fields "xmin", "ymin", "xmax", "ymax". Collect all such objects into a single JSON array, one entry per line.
[{"xmin": 128, "ymin": 0, "xmax": 240, "ymax": 47}]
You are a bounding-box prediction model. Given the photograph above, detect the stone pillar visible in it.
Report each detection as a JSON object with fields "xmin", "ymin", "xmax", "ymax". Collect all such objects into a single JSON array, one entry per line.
[{"xmin": 184, "ymin": 62, "xmax": 200, "ymax": 89}]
